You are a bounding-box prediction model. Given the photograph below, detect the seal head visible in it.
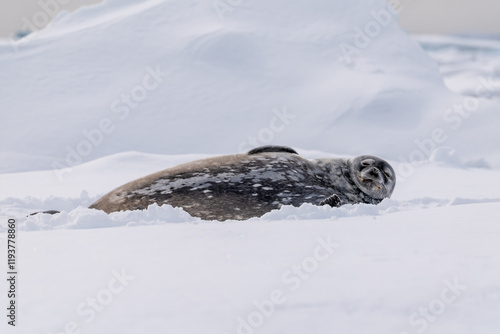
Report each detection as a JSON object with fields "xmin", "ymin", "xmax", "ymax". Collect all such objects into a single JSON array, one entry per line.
[{"xmin": 349, "ymin": 155, "xmax": 395, "ymax": 200}]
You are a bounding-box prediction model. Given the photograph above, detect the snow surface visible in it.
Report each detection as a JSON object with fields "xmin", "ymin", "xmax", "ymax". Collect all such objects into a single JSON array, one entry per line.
[
  {"xmin": 1, "ymin": 0, "xmax": 500, "ymax": 172},
  {"xmin": 1, "ymin": 0, "xmax": 500, "ymax": 333}
]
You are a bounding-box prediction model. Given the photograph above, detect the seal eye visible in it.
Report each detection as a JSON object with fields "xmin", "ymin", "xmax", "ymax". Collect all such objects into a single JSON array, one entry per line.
[
  {"xmin": 361, "ymin": 159, "xmax": 375, "ymax": 167},
  {"xmin": 383, "ymin": 167, "xmax": 392, "ymax": 179}
]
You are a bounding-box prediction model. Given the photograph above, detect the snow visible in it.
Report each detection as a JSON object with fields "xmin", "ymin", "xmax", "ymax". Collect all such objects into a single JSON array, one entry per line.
[
  {"xmin": 1, "ymin": 0, "xmax": 500, "ymax": 333},
  {"xmin": 417, "ymin": 34, "xmax": 500, "ymax": 99},
  {"xmin": 2, "ymin": 0, "xmax": 500, "ymax": 173},
  {"xmin": 2, "ymin": 201, "xmax": 500, "ymax": 334}
]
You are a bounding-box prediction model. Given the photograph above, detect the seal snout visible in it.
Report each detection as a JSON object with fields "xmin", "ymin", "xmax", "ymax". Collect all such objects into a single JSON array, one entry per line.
[{"xmin": 361, "ymin": 166, "xmax": 384, "ymax": 184}]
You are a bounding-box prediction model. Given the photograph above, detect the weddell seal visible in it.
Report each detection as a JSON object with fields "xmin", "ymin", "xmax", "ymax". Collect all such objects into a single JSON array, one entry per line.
[{"xmin": 88, "ymin": 146, "xmax": 396, "ymax": 220}]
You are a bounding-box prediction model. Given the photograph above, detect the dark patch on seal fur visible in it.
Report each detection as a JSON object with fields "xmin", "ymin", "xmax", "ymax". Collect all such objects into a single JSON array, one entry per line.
[{"xmin": 248, "ymin": 145, "xmax": 298, "ymax": 155}]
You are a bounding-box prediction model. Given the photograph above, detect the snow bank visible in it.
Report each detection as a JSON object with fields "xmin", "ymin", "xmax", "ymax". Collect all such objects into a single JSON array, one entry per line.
[
  {"xmin": 5, "ymin": 193, "xmax": 498, "ymax": 232},
  {"xmin": 2, "ymin": 0, "xmax": 499, "ymax": 175},
  {"xmin": 0, "ymin": 198, "xmax": 448, "ymax": 232},
  {"xmin": 417, "ymin": 34, "xmax": 500, "ymax": 99}
]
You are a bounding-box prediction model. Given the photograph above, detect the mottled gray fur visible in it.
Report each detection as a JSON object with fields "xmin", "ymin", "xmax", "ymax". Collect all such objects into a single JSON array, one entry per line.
[{"xmin": 89, "ymin": 146, "xmax": 395, "ymax": 221}]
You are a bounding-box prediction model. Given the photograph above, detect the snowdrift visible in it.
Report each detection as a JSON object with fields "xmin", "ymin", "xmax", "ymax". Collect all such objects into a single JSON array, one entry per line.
[{"xmin": 1, "ymin": 0, "xmax": 499, "ymax": 174}]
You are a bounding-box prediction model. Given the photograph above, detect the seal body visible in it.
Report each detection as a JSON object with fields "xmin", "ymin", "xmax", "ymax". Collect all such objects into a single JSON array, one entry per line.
[{"xmin": 89, "ymin": 146, "xmax": 395, "ymax": 220}]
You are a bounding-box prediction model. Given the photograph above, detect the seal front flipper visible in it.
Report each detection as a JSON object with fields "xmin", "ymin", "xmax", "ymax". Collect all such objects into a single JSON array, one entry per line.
[
  {"xmin": 247, "ymin": 145, "xmax": 299, "ymax": 155},
  {"xmin": 319, "ymin": 194, "xmax": 342, "ymax": 208}
]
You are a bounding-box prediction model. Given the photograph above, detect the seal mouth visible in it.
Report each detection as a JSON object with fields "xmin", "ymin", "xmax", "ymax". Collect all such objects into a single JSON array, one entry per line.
[
  {"xmin": 356, "ymin": 171, "xmax": 387, "ymax": 199},
  {"xmin": 358, "ymin": 175, "xmax": 382, "ymax": 190}
]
